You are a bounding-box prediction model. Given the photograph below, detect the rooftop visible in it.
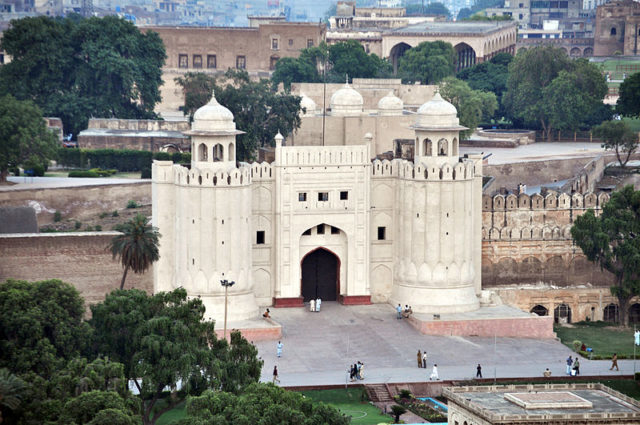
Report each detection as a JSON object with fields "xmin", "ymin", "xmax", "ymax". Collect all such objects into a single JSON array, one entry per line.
[
  {"xmin": 389, "ymin": 21, "xmax": 515, "ymax": 35},
  {"xmin": 445, "ymin": 383, "xmax": 640, "ymax": 423}
]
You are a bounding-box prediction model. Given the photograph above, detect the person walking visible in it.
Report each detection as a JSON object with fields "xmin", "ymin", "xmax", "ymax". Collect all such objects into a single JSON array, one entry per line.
[
  {"xmin": 349, "ymin": 364, "xmax": 356, "ymax": 382},
  {"xmin": 417, "ymin": 350, "xmax": 422, "ymax": 368},
  {"xmin": 396, "ymin": 304, "xmax": 402, "ymax": 319},
  {"xmin": 309, "ymin": 299, "xmax": 315, "ymax": 312},
  {"xmin": 422, "ymin": 351, "xmax": 427, "ymax": 369},
  {"xmin": 476, "ymin": 363, "xmax": 482, "ymax": 378},
  {"xmin": 566, "ymin": 356, "xmax": 573, "ymax": 375},
  {"xmin": 272, "ymin": 365, "xmax": 280, "ymax": 384},
  {"xmin": 430, "ymin": 364, "xmax": 439, "ymax": 380},
  {"xmin": 573, "ymin": 358, "xmax": 580, "ymax": 376},
  {"xmin": 610, "ymin": 353, "xmax": 619, "ymax": 371},
  {"xmin": 316, "ymin": 297, "xmax": 322, "ymax": 312},
  {"xmin": 276, "ymin": 341, "xmax": 283, "ymax": 358},
  {"xmin": 358, "ymin": 361, "xmax": 365, "ymax": 380}
]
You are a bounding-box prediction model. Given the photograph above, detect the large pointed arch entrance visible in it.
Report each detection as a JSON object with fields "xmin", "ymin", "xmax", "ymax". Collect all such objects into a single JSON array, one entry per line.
[{"xmin": 301, "ymin": 247, "xmax": 340, "ymax": 302}]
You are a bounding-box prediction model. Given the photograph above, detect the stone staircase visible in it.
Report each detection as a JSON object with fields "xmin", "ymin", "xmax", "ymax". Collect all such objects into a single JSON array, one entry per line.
[{"xmin": 366, "ymin": 384, "xmax": 392, "ymax": 402}]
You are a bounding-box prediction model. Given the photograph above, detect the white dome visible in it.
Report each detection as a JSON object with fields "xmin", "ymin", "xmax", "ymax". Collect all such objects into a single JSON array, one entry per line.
[
  {"xmin": 415, "ymin": 92, "xmax": 459, "ymax": 128},
  {"xmin": 300, "ymin": 93, "xmax": 316, "ymax": 116},
  {"xmin": 377, "ymin": 91, "xmax": 403, "ymax": 116},
  {"xmin": 330, "ymin": 83, "xmax": 363, "ymax": 116},
  {"xmin": 192, "ymin": 92, "xmax": 236, "ymax": 132}
]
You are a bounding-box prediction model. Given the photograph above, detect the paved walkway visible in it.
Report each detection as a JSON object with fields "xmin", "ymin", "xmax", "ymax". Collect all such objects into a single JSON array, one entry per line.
[
  {"xmin": 460, "ymin": 142, "xmax": 605, "ymax": 165},
  {"xmin": 255, "ymin": 303, "xmax": 638, "ymax": 386}
]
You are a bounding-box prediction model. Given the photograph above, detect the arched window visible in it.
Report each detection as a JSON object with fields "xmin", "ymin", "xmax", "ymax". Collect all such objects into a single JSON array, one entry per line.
[
  {"xmin": 198, "ymin": 143, "xmax": 208, "ymax": 162},
  {"xmin": 228, "ymin": 143, "xmax": 235, "ymax": 161},
  {"xmin": 424, "ymin": 139, "xmax": 432, "ymax": 156},
  {"xmin": 438, "ymin": 139, "xmax": 448, "ymax": 156},
  {"xmin": 531, "ymin": 305, "xmax": 548, "ymax": 316},
  {"xmin": 554, "ymin": 304, "xmax": 572, "ymax": 324},
  {"xmin": 630, "ymin": 303, "xmax": 640, "ymax": 324},
  {"xmin": 452, "ymin": 138, "xmax": 458, "ymax": 156},
  {"xmin": 611, "ymin": 27, "xmax": 617, "ymax": 36},
  {"xmin": 604, "ymin": 303, "xmax": 619, "ymax": 323},
  {"xmin": 213, "ymin": 144, "xmax": 224, "ymax": 161}
]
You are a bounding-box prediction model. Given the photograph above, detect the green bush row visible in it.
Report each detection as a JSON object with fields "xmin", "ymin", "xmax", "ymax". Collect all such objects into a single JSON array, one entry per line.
[
  {"xmin": 578, "ymin": 350, "xmax": 633, "ymax": 360},
  {"xmin": 57, "ymin": 149, "xmax": 190, "ymax": 172}
]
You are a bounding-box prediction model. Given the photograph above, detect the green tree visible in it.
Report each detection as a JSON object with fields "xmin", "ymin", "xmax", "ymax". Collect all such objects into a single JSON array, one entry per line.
[
  {"xmin": 90, "ymin": 288, "xmax": 263, "ymax": 425},
  {"xmin": 439, "ymin": 77, "xmax": 498, "ymax": 138},
  {"xmin": 617, "ymin": 72, "xmax": 640, "ymax": 118},
  {"xmin": 390, "ymin": 404, "xmax": 406, "ymax": 423},
  {"xmin": 406, "ymin": 2, "xmax": 450, "ymax": 17},
  {"xmin": 0, "ymin": 279, "xmax": 91, "ymax": 377},
  {"xmin": 109, "ymin": 214, "xmax": 160, "ymax": 290},
  {"xmin": 594, "ymin": 120, "xmax": 639, "ymax": 168},
  {"xmin": 271, "ymin": 56, "xmax": 320, "ymax": 91},
  {"xmin": 503, "ymin": 47, "xmax": 606, "ymax": 139},
  {"xmin": 327, "ymin": 40, "xmax": 392, "ymax": 82},
  {"xmin": 464, "ymin": 12, "xmax": 512, "ymax": 20},
  {"xmin": 571, "ymin": 185, "xmax": 640, "ymax": 327},
  {"xmin": 0, "ymin": 368, "xmax": 28, "ymax": 424},
  {"xmin": 0, "ymin": 15, "xmax": 166, "ymax": 137},
  {"xmin": 177, "ymin": 383, "xmax": 348, "ymax": 425},
  {"xmin": 177, "ymin": 70, "xmax": 303, "ymax": 161},
  {"xmin": 0, "ymin": 95, "xmax": 58, "ymax": 182},
  {"xmin": 457, "ymin": 53, "xmax": 513, "ymax": 120},
  {"xmin": 398, "ymin": 41, "xmax": 456, "ymax": 85},
  {"xmin": 59, "ymin": 391, "xmax": 138, "ymax": 425}
]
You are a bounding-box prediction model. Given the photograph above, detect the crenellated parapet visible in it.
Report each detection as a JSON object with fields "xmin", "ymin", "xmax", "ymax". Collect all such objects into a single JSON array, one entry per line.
[
  {"xmin": 483, "ymin": 191, "xmax": 609, "ymax": 211},
  {"xmin": 249, "ymin": 162, "xmax": 274, "ymax": 181},
  {"xmin": 171, "ymin": 164, "xmax": 252, "ymax": 187},
  {"xmin": 371, "ymin": 158, "xmax": 475, "ymax": 181},
  {"xmin": 279, "ymin": 145, "xmax": 368, "ymax": 166}
]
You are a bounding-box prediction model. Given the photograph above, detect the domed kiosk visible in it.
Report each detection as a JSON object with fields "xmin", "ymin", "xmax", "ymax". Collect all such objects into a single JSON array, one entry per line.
[
  {"xmin": 300, "ymin": 93, "xmax": 317, "ymax": 117},
  {"xmin": 377, "ymin": 91, "xmax": 404, "ymax": 116},
  {"xmin": 330, "ymin": 82, "xmax": 364, "ymax": 116}
]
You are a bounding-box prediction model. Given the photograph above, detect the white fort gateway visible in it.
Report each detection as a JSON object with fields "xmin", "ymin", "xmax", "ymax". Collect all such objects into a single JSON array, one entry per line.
[{"xmin": 152, "ymin": 85, "xmax": 484, "ymax": 326}]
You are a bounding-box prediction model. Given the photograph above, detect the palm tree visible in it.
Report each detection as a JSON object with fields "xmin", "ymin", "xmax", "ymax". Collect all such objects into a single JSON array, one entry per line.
[
  {"xmin": 109, "ymin": 214, "xmax": 161, "ymax": 290},
  {"xmin": 0, "ymin": 368, "xmax": 27, "ymax": 423}
]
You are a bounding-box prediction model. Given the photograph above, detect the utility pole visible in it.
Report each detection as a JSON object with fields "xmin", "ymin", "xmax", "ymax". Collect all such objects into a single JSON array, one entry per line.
[{"xmin": 220, "ymin": 279, "xmax": 235, "ymax": 340}]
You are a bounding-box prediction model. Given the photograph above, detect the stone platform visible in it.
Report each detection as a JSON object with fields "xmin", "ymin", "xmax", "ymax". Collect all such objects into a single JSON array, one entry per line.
[
  {"xmin": 214, "ymin": 317, "xmax": 282, "ymax": 341},
  {"xmin": 407, "ymin": 305, "xmax": 555, "ymax": 338}
]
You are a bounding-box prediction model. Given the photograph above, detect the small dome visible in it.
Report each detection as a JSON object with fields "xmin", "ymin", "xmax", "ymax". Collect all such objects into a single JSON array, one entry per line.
[
  {"xmin": 415, "ymin": 92, "xmax": 459, "ymax": 128},
  {"xmin": 330, "ymin": 83, "xmax": 363, "ymax": 116},
  {"xmin": 192, "ymin": 91, "xmax": 236, "ymax": 132},
  {"xmin": 377, "ymin": 91, "xmax": 403, "ymax": 116},
  {"xmin": 300, "ymin": 93, "xmax": 316, "ymax": 116}
]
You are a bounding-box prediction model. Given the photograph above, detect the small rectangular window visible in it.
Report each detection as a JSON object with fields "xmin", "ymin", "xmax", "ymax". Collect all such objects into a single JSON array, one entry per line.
[
  {"xmin": 236, "ymin": 55, "xmax": 246, "ymax": 69},
  {"xmin": 302, "ymin": 229, "xmax": 311, "ymax": 235},
  {"xmin": 317, "ymin": 224, "xmax": 325, "ymax": 234},
  {"xmin": 178, "ymin": 54, "xmax": 188, "ymax": 68},
  {"xmin": 256, "ymin": 231, "xmax": 265, "ymax": 244},
  {"xmin": 289, "ymin": 38, "xmax": 294, "ymax": 46},
  {"xmin": 331, "ymin": 226, "xmax": 339, "ymax": 234},
  {"xmin": 207, "ymin": 54, "xmax": 217, "ymax": 69},
  {"xmin": 271, "ymin": 38, "xmax": 279, "ymax": 50},
  {"xmin": 340, "ymin": 191, "xmax": 348, "ymax": 200},
  {"xmin": 0, "ymin": 54, "xmax": 4, "ymax": 64},
  {"xmin": 192, "ymin": 54, "xmax": 202, "ymax": 68},
  {"xmin": 318, "ymin": 192, "xmax": 328, "ymax": 201},
  {"xmin": 307, "ymin": 39, "xmax": 314, "ymax": 47},
  {"xmin": 377, "ymin": 226, "xmax": 386, "ymax": 240},
  {"xmin": 298, "ymin": 192, "xmax": 307, "ymax": 202}
]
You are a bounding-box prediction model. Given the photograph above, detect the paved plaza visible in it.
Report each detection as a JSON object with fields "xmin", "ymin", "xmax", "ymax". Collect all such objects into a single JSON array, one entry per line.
[
  {"xmin": 255, "ymin": 303, "xmax": 638, "ymax": 386},
  {"xmin": 460, "ymin": 142, "xmax": 605, "ymax": 165}
]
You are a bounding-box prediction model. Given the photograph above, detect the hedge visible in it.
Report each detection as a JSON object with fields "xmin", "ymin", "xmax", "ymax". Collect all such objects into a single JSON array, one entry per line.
[{"xmin": 57, "ymin": 149, "xmax": 191, "ymax": 172}]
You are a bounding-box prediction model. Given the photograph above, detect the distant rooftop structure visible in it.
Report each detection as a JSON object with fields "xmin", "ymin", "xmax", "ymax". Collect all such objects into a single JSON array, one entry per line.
[
  {"xmin": 445, "ymin": 383, "xmax": 640, "ymax": 424},
  {"xmin": 389, "ymin": 20, "xmax": 516, "ymax": 35}
]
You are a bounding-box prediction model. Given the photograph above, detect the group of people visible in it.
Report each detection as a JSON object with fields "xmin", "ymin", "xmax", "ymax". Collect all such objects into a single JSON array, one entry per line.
[
  {"xmin": 396, "ymin": 304, "xmax": 413, "ymax": 319},
  {"xmin": 349, "ymin": 361, "xmax": 365, "ymax": 381},
  {"xmin": 309, "ymin": 298, "xmax": 322, "ymax": 312},
  {"xmin": 416, "ymin": 350, "xmax": 428, "ymax": 368},
  {"xmin": 565, "ymin": 355, "xmax": 581, "ymax": 376}
]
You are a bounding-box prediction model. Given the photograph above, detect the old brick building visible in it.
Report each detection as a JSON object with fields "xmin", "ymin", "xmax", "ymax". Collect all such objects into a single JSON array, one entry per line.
[{"xmin": 594, "ymin": 0, "xmax": 640, "ymax": 56}]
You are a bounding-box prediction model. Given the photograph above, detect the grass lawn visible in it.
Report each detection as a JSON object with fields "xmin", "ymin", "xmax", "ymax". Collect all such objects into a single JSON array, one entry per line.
[
  {"xmin": 154, "ymin": 403, "xmax": 186, "ymax": 425},
  {"xmin": 554, "ymin": 322, "xmax": 636, "ymax": 358},
  {"xmin": 300, "ymin": 388, "xmax": 392, "ymax": 425}
]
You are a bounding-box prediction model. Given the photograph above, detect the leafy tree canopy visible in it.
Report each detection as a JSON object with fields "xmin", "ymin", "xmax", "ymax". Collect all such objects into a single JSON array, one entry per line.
[
  {"xmin": 457, "ymin": 53, "xmax": 513, "ymax": 120},
  {"xmin": 405, "ymin": 2, "xmax": 451, "ymax": 17},
  {"xmin": 0, "ymin": 94, "xmax": 58, "ymax": 182},
  {"xmin": 571, "ymin": 185, "xmax": 640, "ymax": 326},
  {"xmin": 177, "ymin": 383, "xmax": 349, "ymax": 425},
  {"xmin": 457, "ymin": 0, "xmax": 504, "ymax": 20},
  {"xmin": 463, "ymin": 12, "xmax": 512, "ymax": 20},
  {"xmin": 503, "ymin": 47, "xmax": 607, "ymax": 139},
  {"xmin": 0, "ymin": 279, "xmax": 91, "ymax": 378},
  {"xmin": 177, "ymin": 69, "xmax": 302, "ymax": 161},
  {"xmin": 439, "ymin": 77, "xmax": 498, "ymax": 138},
  {"xmin": 617, "ymin": 72, "xmax": 640, "ymax": 118},
  {"xmin": 594, "ymin": 120, "xmax": 638, "ymax": 167},
  {"xmin": 0, "ymin": 15, "xmax": 166, "ymax": 137},
  {"xmin": 398, "ymin": 41, "xmax": 456, "ymax": 85},
  {"xmin": 90, "ymin": 288, "xmax": 263, "ymax": 425}
]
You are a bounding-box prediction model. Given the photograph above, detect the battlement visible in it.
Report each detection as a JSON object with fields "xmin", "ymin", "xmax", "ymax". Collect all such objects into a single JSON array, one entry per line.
[
  {"xmin": 371, "ymin": 158, "xmax": 475, "ymax": 181},
  {"xmin": 482, "ymin": 191, "xmax": 610, "ymax": 211},
  {"xmin": 278, "ymin": 145, "xmax": 369, "ymax": 167},
  {"xmin": 249, "ymin": 162, "xmax": 274, "ymax": 181}
]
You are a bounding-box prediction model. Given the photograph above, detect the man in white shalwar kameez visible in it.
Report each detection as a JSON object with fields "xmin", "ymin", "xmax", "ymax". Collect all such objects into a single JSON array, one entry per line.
[{"xmin": 430, "ymin": 364, "xmax": 439, "ymax": 380}]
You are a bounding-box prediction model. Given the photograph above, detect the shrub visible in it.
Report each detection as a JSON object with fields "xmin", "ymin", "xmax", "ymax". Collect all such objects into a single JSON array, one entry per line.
[
  {"xmin": 399, "ymin": 389, "xmax": 413, "ymax": 400},
  {"xmin": 24, "ymin": 162, "xmax": 45, "ymax": 177},
  {"xmin": 88, "ymin": 168, "xmax": 117, "ymax": 177},
  {"xmin": 85, "ymin": 225, "xmax": 93, "ymax": 231},
  {"xmin": 390, "ymin": 405, "xmax": 406, "ymax": 423},
  {"xmin": 141, "ymin": 167, "xmax": 151, "ymax": 179},
  {"xmin": 94, "ymin": 225, "xmax": 102, "ymax": 231},
  {"xmin": 68, "ymin": 170, "xmax": 99, "ymax": 178},
  {"xmin": 10, "ymin": 167, "xmax": 19, "ymax": 176},
  {"xmin": 99, "ymin": 212, "xmax": 108, "ymax": 219},
  {"xmin": 635, "ymin": 372, "xmax": 640, "ymax": 381},
  {"xmin": 74, "ymin": 221, "xmax": 82, "ymax": 230},
  {"xmin": 126, "ymin": 200, "xmax": 139, "ymax": 209},
  {"xmin": 53, "ymin": 210, "xmax": 62, "ymax": 222},
  {"xmin": 112, "ymin": 210, "xmax": 119, "ymax": 217},
  {"xmin": 573, "ymin": 340, "xmax": 582, "ymax": 352}
]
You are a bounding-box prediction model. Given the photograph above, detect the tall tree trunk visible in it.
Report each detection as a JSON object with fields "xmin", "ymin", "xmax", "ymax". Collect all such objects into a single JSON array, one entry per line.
[
  {"xmin": 120, "ymin": 265, "xmax": 129, "ymax": 290},
  {"xmin": 620, "ymin": 296, "xmax": 631, "ymax": 327},
  {"xmin": 0, "ymin": 169, "xmax": 8, "ymax": 183}
]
